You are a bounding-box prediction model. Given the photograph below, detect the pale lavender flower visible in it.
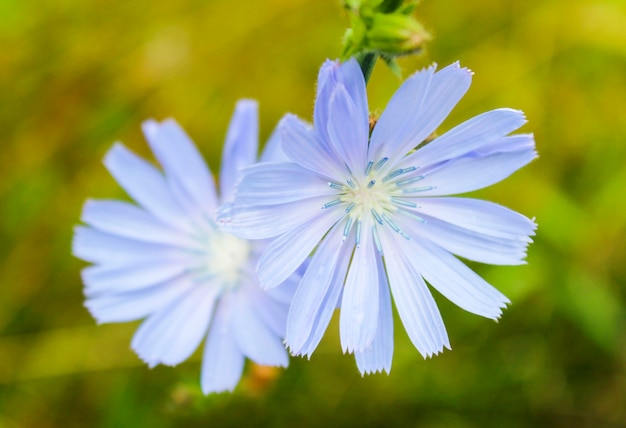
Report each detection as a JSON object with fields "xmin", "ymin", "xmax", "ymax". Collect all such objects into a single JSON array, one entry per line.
[
  {"xmin": 220, "ymin": 59, "xmax": 537, "ymax": 374},
  {"xmin": 73, "ymin": 100, "xmax": 295, "ymax": 393}
]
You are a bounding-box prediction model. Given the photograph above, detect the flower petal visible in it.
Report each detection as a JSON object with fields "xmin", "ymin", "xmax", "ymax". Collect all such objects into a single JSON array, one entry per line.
[
  {"xmin": 219, "ymin": 100, "xmax": 259, "ymax": 201},
  {"xmin": 247, "ymin": 282, "xmax": 291, "ymax": 337},
  {"xmin": 141, "ymin": 118, "xmax": 219, "ymax": 215},
  {"xmin": 85, "ymin": 276, "xmax": 196, "ymax": 323},
  {"xmin": 233, "ymin": 162, "xmax": 335, "ymax": 206},
  {"xmin": 340, "ymin": 221, "xmax": 380, "ymax": 353},
  {"xmin": 219, "ymin": 195, "xmax": 331, "ymax": 240},
  {"xmin": 354, "ymin": 256, "xmax": 393, "ymax": 375},
  {"xmin": 258, "ymin": 210, "xmax": 339, "ymax": 289},
  {"xmin": 408, "ymin": 238, "xmax": 510, "ymax": 319},
  {"xmin": 264, "ymin": 276, "xmax": 299, "ymax": 305},
  {"xmin": 412, "ymin": 108, "xmax": 527, "ymax": 168},
  {"xmin": 103, "ymin": 143, "xmax": 195, "ymax": 233},
  {"xmin": 326, "ymin": 84, "xmax": 368, "ymax": 174},
  {"xmin": 285, "ymin": 223, "xmax": 346, "ymax": 355},
  {"xmin": 72, "ymin": 226, "xmax": 190, "ymax": 266},
  {"xmin": 395, "ymin": 211, "xmax": 531, "ymax": 265},
  {"xmin": 413, "ymin": 146, "xmax": 537, "ymax": 196},
  {"xmin": 280, "ymin": 114, "xmax": 343, "ymax": 178},
  {"xmin": 230, "ymin": 289, "xmax": 289, "ymax": 366},
  {"xmin": 82, "ymin": 261, "xmax": 186, "ymax": 296},
  {"xmin": 379, "ymin": 230, "xmax": 450, "ymax": 357},
  {"xmin": 293, "ymin": 238, "xmax": 352, "ymax": 357},
  {"xmin": 313, "ymin": 60, "xmax": 337, "ymax": 145},
  {"xmin": 474, "ymin": 133, "xmax": 535, "ymax": 156},
  {"xmin": 414, "ymin": 197, "xmax": 536, "ymax": 241},
  {"xmin": 201, "ymin": 302, "xmax": 245, "ymax": 394},
  {"xmin": 131, "ymin": 285, "xmax": 219, "ymax": 367},
  {"xmin": 314, "ymin": 58, "xmax": 368, "ymax": 157},
  {"xmin": 260, "ymin": 125, "xmax": 289, "ymax": 163},
  {"xmin": 81, "ymin": 199, "xmax": 203, "ymax": 250},
  {"xmin": 369, "ymin": 62, "xmax": 472, "ymax": 162}
]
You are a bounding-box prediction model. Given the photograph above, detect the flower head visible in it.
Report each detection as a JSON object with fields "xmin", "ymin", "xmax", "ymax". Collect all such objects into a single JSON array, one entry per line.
[
  {"xmin": 221, "ymin": 59, "xmax": 537, "ymax": 374},
  {"xmin": 73, "ymin": 100, "xmax": 295, "ymax": 393}
]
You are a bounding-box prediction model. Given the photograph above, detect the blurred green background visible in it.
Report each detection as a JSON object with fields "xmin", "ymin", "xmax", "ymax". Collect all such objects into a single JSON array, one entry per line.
[{"xmin": 1, "ymin": 0, "xmax": 625, "ymax": 426}]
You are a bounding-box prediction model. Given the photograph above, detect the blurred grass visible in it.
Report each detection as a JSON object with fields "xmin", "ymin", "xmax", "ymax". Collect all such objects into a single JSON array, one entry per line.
[{"xmin": 1, "ymin": 0, "xmax": 625, "ymax": 427}]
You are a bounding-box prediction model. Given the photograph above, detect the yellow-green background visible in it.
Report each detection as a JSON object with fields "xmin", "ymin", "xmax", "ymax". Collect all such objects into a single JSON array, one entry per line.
[{"xmin": 1, "ymin": 0, "xmax": 625, "ymax": 426}]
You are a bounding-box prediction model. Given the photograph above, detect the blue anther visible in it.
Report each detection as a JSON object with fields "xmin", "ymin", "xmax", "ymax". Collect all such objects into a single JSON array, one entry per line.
[
  {"xmin": 372, "ymin": 226, "xmax": 383, "ymax": 253},
  {"xmin": 391, "ymin": 197, "xmax": 417, "ymax": 208},
  {"xmin": 371, "ymin": 209, "xmax": 384, "ymax": 225},
  {"xmin": 396, "ymin": 175, "xmax": 425, "ymax": 186},
  {"xmin": 402, "ymin": 186, "xmax": 434, "ymax": 194},
  {"xmin": 343, "ymin": 217, "xmax": 354, "ymax": 239},
  {"xmin": 323, "ymin": 199, "xmax": 342, "ymax": 209},
  {"xmin": 374, "ymin": 157, "xmax": 389, "ymax": 170}
]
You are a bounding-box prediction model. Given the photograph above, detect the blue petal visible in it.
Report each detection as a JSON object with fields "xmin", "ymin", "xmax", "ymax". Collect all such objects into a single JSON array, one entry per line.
[
  {"xmin": 379, "ymin": 229, "xmax": 450, "ymax": 357},
  {"xmin": 103, "ymin": 143, "xmax": 196, "ymax": 233},
  {"xmin": 408, "ymin": 238, "xmax": 510, "ymax": 319},
  {"xmin": 264, "ymin": 276, "xmax": 299, "ymax": 305},
  {"xmin": 219, "ymin": 195, "xmax": 332, "ymax": 240},
  {"xmin": 369, "ymin": 62, "xmax": 472, "ymax": 162},
  {"xmin": 473, "ymin": 133, "xmax": 535, "ymax": 156},
  {"xmin": 413, "ymin": 108, "xmax": 527, "ymax": 168},
  {"xmin": 230, "ymin": 290, "xmax": 289, "ymax": 366},
  {"xmin": 395, "ymin": 211, "xmax": 532, "ymax": 265},
  {"xmin": 131, "ymin": 285, "xmax": 219, "ymax": 367},
  {"xmin": 340, "ymin": 221, "xmax": 380, "ymax": 353},
  {"xmin": 414, "ymin": 145, "xmax": 537, "ymax": 196},
  {"xmin": 219, "ymin": 100, "xmax": 259, "ymax": 202},
  {"xmin": 296, "ymin": 239, "xmax": 352, "ymax": 357},
  {"xmin": 142, "ymin": 118, "xmax": 219, "ymax": 216},
  {"xmin": 258, "ymin": 210, "xmax": 339, "ymax": 288},
  {"xmin": 414, "ymin": 197, "xmax": 536, "ymax": 241},
  {"xmin": 285, "ymin": 224, "xmax": 346, "ymax": 355},
  {"xmin": 314, "ymin": 60, "xmax": 342, "ymax": 151},
  {"xmin": 233, "ymin": 162, "xmax": 335, "ymax": 205},
  {"xmin": 81, "ymin": 199, "xmax": 203, "ymax": 251},
  {"xmin": 85, "ymin": 276, "xmax": 196, "ymax": 323},
  {"xmin": 279, "ymin": 114, "xmax": 344, "ymax": 178},
  {"xmin": 82, "ymin": 261, "xmax": 186, "ymax": 296},
  {"xmin": 335, "ymin": 59, "xmax": 369, "ymax": 129},
  {"xmin": 314, "ymin": 59, "xmax": 368, "ymax": 159},
  {"xmin": 260, "ymin": 125, "xmax": 290, "ymax": 163},
  {"xmin": 354, "ymin": 256, "xmax": 393, "ymax": 375},
  {"xmin": 201, "ymin": 302, "xmax": 245, "ymax": 393},
  {"xmin": 73, "ymin": 226, "xmax": 190, "ymax": 266},
  {"xmin": 247, "ymin": 282, "xmax": 291, "ymax": 337},
  {"xmin": 326, "ymin": 84, "xmax": 368, "ymax": 174}
]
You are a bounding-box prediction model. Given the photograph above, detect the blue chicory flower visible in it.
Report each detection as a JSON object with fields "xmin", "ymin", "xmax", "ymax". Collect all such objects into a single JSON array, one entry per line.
[
  {"xmin": 73, "ymin": 100, "xmax": 296, "ymax": 393},
  {"xmin": 220, "ymin": 59, "xmax": 537, "ymax": 374}
]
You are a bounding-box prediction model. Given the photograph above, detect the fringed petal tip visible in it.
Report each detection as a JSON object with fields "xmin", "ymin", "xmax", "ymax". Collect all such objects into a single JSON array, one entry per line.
[
  {"xmin": 421, "ymin": 345, "xmax": 451, "ymax": 360},
  {"xmin": 358, "ymin": 367, "xmax": 391, "ymax": 377},
  {"xmin": 487, "ymin": 303, "xmax": 509, "ymax": 322},
  {"xmin": 286, "ymin": 346, "xmax": 310, "ymax": 360},
  {"xmin": 445, "ymin": 60, "xmax": 471, "ymax": 75}
]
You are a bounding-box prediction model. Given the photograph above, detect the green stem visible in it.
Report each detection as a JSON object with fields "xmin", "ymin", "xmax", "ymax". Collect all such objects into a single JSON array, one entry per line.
[{"xmin": 357, "ymin": 53, "xmax": 379, "ymax": 84}]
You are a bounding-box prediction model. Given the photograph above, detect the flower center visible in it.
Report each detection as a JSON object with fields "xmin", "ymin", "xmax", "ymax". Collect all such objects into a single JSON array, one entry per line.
[
  {"xmin": 324, "ymin": 157, "xmax": 434, "ymax": 248},
  {"xmin": 204, "ymin": 231, "xmax": 251, "ymax": 289}
]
